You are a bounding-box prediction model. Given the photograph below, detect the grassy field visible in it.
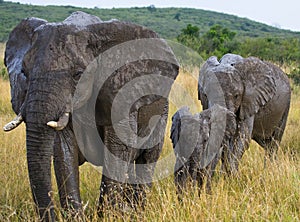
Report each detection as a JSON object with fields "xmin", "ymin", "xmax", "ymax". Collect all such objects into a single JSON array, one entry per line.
[{"xmin": 0, "ymin": 44, "xmax": 299, "ymax": 221}]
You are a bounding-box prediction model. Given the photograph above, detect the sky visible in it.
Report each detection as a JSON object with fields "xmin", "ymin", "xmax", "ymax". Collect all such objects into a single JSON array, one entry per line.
[{"xmin": 9, "ymin": 0, "xmax": 300, "ymax": 31}]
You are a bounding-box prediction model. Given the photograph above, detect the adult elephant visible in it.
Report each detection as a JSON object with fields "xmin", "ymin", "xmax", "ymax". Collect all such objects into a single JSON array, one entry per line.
[
  {"xmin": 3, "ymin": 12, "xmax": 179, "ymax": 221},
  {"xmin": 198, "ymin": 53, "xmax": 291, "ymax": 174}
]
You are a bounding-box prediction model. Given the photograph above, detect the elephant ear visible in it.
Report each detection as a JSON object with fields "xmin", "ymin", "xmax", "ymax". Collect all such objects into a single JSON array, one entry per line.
[
  {"xmin": 198, "ymin": 56, "xmax": 220, "ymax": 109},
  {"xmin": 5, "ymin": 17, "xmax": 47, "ymax": 114},
  {"xmin": 200, "ymin": 104, "xmax": 228, "ymax": 168},
  {"xmin": 172, "ymin": 107, "xmax": 200, "ymax": 171},
  {"xmin": 234, "ymin": 57, "xmax": 276, "ymax": 120},
  {"xmin": 170, "ymin": 106, "xmax": 191, "ymax": 147}
]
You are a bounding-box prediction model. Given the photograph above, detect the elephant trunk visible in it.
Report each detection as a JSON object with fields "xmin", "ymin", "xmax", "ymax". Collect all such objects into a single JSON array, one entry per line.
[
  {"xmin": 26, "ymin": 122, "xmax": 56, "ymax": 221},
  {"xmin": 24, "ymin": 81, "xmax": 65, "ymax": 221}
]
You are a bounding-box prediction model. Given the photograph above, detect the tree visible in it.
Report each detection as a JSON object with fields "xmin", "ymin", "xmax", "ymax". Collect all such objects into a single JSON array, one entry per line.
[
  {"xmin": 147, "ymin": 4, "xmax": 156, "ymax": 13},
  {"xmin": 182, "ymin": 24, "xmax": 199, "ymax": 37},
  {"xmin": 174, "ymin": 12, "xmax": 181, "ymax": 21},
  {"xmin": 176, "ymin": 24, "xmax": 201, "ymax": 52},
  {"xmin": 199, "ymin": 25, "xmax": 236, "ymax": 58},
  {"xmin": 177, "ymin": 24, "xmax": 237, "ymax": 59}
]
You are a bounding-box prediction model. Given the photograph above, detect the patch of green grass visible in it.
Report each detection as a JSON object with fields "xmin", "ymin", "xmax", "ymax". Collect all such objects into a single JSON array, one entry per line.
[{"xmin": 0, "ymin": 43, "xmax": 8, "ymax": 80}]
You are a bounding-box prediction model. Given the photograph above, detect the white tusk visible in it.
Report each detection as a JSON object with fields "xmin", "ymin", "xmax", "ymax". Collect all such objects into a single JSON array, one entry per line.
[
  {"xmin": 47, "ymin": 113, "xmax": 70, "ymax": 131},
  {"xmin": 47, "ymin": 121, "xmax": 58, "ymax": 128},
  {"xmin": 3, "ymin": 113, "xmax": 23, "ymax": 132}
]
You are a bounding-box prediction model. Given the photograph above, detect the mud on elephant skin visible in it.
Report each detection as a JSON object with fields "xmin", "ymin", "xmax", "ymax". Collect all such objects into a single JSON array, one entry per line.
[
  {"xmin": 3, "ymin": 11, "xmax": 179, "ymax": 221},
  {"xmin": 170, "ymin": 105, "xmax": 236, "ymax": 196},
  {"xmin": 198, "ymin": 53, "xmax": 291, "ymax": 174}
]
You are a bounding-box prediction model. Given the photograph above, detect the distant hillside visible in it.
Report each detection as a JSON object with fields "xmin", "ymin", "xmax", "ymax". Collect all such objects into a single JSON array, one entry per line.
[{"xmin": 0, "ymin": 1, "xmax": 300, "ymax": 42}]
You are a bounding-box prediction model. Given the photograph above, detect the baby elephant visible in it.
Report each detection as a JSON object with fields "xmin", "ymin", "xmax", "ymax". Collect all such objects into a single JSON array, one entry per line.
[{"xmin": 170, "ymin": 104, "xmax": 236, "ymax": 195}]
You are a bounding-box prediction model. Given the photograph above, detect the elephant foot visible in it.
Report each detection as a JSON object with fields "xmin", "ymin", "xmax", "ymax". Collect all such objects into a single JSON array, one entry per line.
[
  {"xmin": 98, "ymin": 176, "xmax": 129, "ymax": 217},
  {"xmin": 37, "ymin": 206, "xmax": 56, "ymax": 222},
  {"xmin": 221, "ymin": 155, "xmax": 240, "ymax": 176},
  {"xmin": 265, "ymin": 138, "xmax": 279, "ymax": 161},
  {"xmin": 124, "ymin": 184, "xmax": 148, "ymax": 210},
  {"xmin": 97, "ymin": 182, "xmax": 146, "ymax": 219},
  {"xmin": 60, "ymin": 208, "xmax": 84, "ymax": 221},
  {"xmin": 59, "ymin": 198, "xmax": 83, "ymax": 220}
]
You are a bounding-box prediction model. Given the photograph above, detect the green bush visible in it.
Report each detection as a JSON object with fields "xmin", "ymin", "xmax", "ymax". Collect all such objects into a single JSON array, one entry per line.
[
  {"xmin": 1, "ymin": 2, "xmax": 300, "ymax": 42},
  {"xmin": 0, "ymin": 67, "xmax": 8, "ymax": 80},
  {"xmin": 290, "ymin": 67, "xmax": 300, "ymax": 85}
]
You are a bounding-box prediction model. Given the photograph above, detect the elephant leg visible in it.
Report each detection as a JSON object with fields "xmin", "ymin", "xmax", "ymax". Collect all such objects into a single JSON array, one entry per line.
[
  {"xmin": 222, "ymin": 135, "xmax": 250, "ymax": 175},
  {"xmin": 222, "ymin": 117, "xmax": 253, "ymax": 175},
  {"xmin": 98, "ymin": 175, "xmax": 127, "ymax": 212},
  {"xmin": 175, "ymin": 164, "xmax": 190, "ymax": 200},
  {"xmin": 98, "ymin": 125, "xmax": 131, "ymax": 214},
  {"xmin": 196, "ymin": 169, "xmax": 206, "ymax": 195},
  {"xmin": 53, "ymin": 129, "xmax": 82, "ymax": 218},
  {"xmin": 133, "ymin": 144, "xmax": 162, "ymax": 208},
  {"xmin": 204, "ymin": 155, "xmax": 220, "ymax": 194},
  {"xmin": 189, "ymin": 159, "xmax": 199, "ymax": 187},
  {"xmin": 131, "ymin": 98, "xmax": 168, "ymax": 207},
  {"xmin": 265, "ymin": 105, "xmax": 290, "ymax": 160},
  {"xmin": 189, "ymin": 156, "xmax": 205, "ymax": 194},
  {"xmin": 124, "ymin": 161, "xmax": 138, "ymax": 208}
]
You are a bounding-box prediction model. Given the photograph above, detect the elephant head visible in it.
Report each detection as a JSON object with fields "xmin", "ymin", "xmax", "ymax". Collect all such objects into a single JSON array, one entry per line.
[
  {"xmin": 198, "ymin": 53, "xmax": 291, "ymax": 174},
  {"xmin": 171, "ymin": 104, "xmax": 236, "ymax": 194},
  {"xmin": 4, "ymin": 11, "xmax": 179, "ymax": 220},
  {"xmin": 199, "ymin": 53, "xmax": 276, "ymax": 120}
]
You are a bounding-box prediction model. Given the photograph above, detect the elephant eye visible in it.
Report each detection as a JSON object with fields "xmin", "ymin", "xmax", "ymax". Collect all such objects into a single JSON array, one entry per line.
[{"xmin": 73, "ymin": 70, "xmax": 83, "ymax": 81}]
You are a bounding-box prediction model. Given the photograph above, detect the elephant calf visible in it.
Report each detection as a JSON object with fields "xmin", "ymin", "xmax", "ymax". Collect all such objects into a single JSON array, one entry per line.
[{"xmin": 170, "ymin": 105, "xmax": 236, "ymax": 196}]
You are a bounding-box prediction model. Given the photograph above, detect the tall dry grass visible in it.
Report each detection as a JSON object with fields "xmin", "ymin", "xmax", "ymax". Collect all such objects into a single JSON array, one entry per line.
[{"xmin": 0, "ymin": 44, "xmax": 299, "ymax": 221}]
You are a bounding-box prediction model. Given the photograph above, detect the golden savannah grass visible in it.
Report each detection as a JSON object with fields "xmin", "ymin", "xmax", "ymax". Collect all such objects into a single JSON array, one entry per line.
[{"xmin": 0, "ymin": 43, "xmax": 299, "ymax": 221}]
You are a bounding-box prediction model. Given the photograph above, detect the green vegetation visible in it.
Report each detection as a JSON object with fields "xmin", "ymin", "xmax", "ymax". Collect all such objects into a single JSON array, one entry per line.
[
  {"xmin": 199, "ymin": 24, "xmax": 236, "ymax": 57},
  {"xmin": 1, "ymin": 1, "xmax": 300, "ymax": 83},
  {"xmin": 177, "ymin": 24, "xmax": 237, "ymax": 59},
  {"xmin": 0, "ymin": 43, "xmax": 7, "ymax": 80},
  {"xmin": 176, "ymin": 25, "xmax": 300, "ymax": 85},
  {"xmin": 0, "ymin": 1, "xmax": 300, "ymax": 42}
]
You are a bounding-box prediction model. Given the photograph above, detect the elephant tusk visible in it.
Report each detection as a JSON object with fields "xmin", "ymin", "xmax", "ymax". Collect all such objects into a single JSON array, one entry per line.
[
  {"xmin": 47, "ymin": 112, "xmax": 70, "ymax": 131},
  {"xmin": 3, "ymin": 113, "xmax": 24, "ymax": 132},
  {"xmin": 47, "ymin": 121, "xmax": 59, "ymax": 128}
]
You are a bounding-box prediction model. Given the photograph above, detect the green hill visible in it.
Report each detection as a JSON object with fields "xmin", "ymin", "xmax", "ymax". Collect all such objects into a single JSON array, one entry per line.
[{"xmin": 0, "ymin": 1, "xmax": 300, "ymax": 42}]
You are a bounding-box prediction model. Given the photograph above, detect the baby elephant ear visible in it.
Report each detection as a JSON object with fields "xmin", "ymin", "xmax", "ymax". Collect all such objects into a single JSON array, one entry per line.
[
  {"xmin": 235, "ymin": 57, "xmax": 276, "ymax": 120},
  {"xmin": 200, "ymin": 105, "xmax": 226, "ymax": 168},
  {"xmin": 170, "ymin": 106, "xmax": 190, "ymax": 147}
]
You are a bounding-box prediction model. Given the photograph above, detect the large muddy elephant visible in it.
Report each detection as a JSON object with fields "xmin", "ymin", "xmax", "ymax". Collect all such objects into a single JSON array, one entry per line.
[
  {"xmin": 3, "ymin": 12, "xmax": 179, "ymax": 221},
  {"xmin": 198, "ymin": 54, "xmax": 291, "ymax": 174},
  {"xmin": 170, "ymin": 105, "xmax": 236, "ymax": 196}
]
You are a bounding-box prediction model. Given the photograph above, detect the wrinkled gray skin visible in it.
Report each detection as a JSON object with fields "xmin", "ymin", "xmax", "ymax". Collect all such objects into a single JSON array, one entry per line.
[
  {"xmin": 198, "ymin": 53, "xmax": 291, "ymax": 174},
  {"xmin": 170, "ymin": 105, "xmax": 236, "ymax": 196},
  {"xmin": 4, "ymin": 12, "xmax": 179, "ymax": 221}
]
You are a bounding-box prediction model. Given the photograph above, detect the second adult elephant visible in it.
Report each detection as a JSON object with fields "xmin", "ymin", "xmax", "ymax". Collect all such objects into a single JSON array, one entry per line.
[
  {"xmin": 198, "ymin": 54, "xmax": 291, "ymax": 174},
  {"xmin": 3, "ymin": 12, "xmax": 179, "ymax": 221}
]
